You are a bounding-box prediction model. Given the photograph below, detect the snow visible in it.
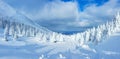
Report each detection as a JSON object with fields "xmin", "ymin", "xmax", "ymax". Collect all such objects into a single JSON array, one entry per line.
[
  {"xmin": 0, "ymin": 35, "xmax": 120, "ymax": 59},
  {"xmin": 59, "ymin": 54, "xmax": 66, "ymax": 59},
  {"xmin": 0, "ymin": 0, "xmax": 120, "ymax": 59},
  {"xmin": 39, "ymin": 55, "xmax": 45, "ymax": 59},
  {"xmin": 0, "ymin": 0, "xmax": 16, "ymax": 17}
]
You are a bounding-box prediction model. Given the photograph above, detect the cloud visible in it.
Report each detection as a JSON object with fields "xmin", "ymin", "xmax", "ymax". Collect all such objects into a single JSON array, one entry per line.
[
  {"xmin": 78, "ymin": 0, "xmax": 120, "ymax": 24},
  {"xmin": 19, "ymin": 0, "xmax": 79, "ymax": 32},
  {"xmin": 102, "ymin": 50, "xmax": 120, "ymax": 55},
  {"xmin": 0, "ymin": 56, "xmax": 24, "ymax": 59},
  {"xmin": 25, "ymin": 1, "xmax": 77, "ymax": 20},
  {"xmin": 55, "ymin": 0, "xmax": 120, "ymax": 32},
  {"xmin": 26, "ymin": 0, "xmax": 120, "ymax": 32},
  {"xmin": 6, "ymin": 0, "xmax": 120, "ymax": 32},
  {"xmin": 67, "ymin": 20, "xmax": 91, "ymax": 27}
]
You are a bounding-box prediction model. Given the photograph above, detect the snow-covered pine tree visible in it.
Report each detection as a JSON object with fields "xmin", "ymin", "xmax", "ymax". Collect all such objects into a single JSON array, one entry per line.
[
  {"xmin": 4, "ymin": 24, "xmax": 9, "ymax": 41},
  {"xmin": 9, "ymin": 22, "xmax": 15, "ymax": 37}
]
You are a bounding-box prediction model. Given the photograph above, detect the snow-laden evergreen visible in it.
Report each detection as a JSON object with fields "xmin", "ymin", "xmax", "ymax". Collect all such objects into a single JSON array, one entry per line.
[
  {"xmin": 65, "ymin": 12, "xmax": 120, "ymax": 45},
  {"xmin": 42, "ymin": 12, "xmax": 120, "ymax": 45},
  {"xmin": 61, "ymin": 12, "xmax": 120, "ymax": 45},
  {"xmin": 1, "ymin": 0, "xmax": 120, "ymax": 45},
  {"xmin": 0, "ymin": 0, "xmax": 51, "ymax": 41},
  {"xmin": 0, "ymin": 12, "xmax": 120, "ymax": 45},
  {"xmin": 0, "ymin": 17, "xmax": 39, "ymax": 41}
]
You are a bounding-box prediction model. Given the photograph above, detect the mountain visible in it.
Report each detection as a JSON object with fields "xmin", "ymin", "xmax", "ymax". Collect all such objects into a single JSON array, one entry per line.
[
  {"xmin": 1, "ymin": 0, "xmax": 120, "ymax": 44},
  {"xmin": 0, "ymin": 0, "xmax": 120, "ymax": 45},
  {"xmin": 0, "ymin": 0, "xmax": 52, "ymax": 41},
  {"xmin": 0, "ymin": 0, "xmax": 16, "ymax": 17}
]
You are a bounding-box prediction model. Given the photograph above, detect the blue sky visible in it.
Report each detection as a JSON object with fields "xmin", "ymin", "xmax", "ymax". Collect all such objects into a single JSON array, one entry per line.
[{"xmin": 3, "ymin": 0, "xmax": 120, "ymax": 34}]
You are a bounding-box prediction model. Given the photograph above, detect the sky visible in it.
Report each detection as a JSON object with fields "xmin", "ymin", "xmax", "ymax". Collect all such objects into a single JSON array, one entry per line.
[{"xmin": 3, "ymin": 0, "xmax": 120, "ymax": 34}]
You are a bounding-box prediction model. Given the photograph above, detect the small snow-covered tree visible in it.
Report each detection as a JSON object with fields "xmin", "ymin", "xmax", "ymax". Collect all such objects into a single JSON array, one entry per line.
[
  {"xmin": 13, "ymin": 31, "xmax": 18, "ymax": 41},
  {"xmin": 49, "ymin": 32, "xmax": 56, "ymax": 42},
  {"xmin": 16, "ymin": 24, "xmax": 21, "ymax": 36},
  {"xmin": 84, "ymin": 30, "xmax": 90, "ymax": 43},
  {"xmin": 79, "ymin": 33, "xmax": 85, "ymax": 46},
  {"xmin": 9, "ymin": 23, "xmax": 15, "ymax": 37},
  {"xmin": 4, "ymin": 24, "xmax": 9, "ymax": 41},
  {"xmin": 39, "ymin": 55, "xmax": 45, "ymax": 59},
  {"xmin": 58, "ymin": 34, "xmax": 64, "ymax": 42}
]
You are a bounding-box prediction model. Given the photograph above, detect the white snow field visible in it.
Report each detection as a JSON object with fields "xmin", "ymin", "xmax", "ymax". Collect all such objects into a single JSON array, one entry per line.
[{"xmin": 0, "ymin": 0, "xmax": 120, "ymax": 59}]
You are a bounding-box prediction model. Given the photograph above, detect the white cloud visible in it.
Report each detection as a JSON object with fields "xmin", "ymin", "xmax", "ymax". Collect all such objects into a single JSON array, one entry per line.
[
  {"xmin": 78, "ymin": 0, "xmax": 120, "ymax": 23},
  {"xmin": 102, "ymin": 50, "xmax": 120, "ymax": 55},
  {"xmin": 67, "ymin": 20, "xmax": 91, "ymax": 27},
  {"xmin": 0, "ymin": 56, "xmax": 25, "ymax": 59},
  {"xmin": 63, "ymin": 0, "xmax": 120, "ymax": 31},
  {"xmin": 24, "ymin": 1, "xmax": 78, "ymax": 20},
  {"xmin": 19, "ymin": 0, "xmax": 120, "ymax": 31}
]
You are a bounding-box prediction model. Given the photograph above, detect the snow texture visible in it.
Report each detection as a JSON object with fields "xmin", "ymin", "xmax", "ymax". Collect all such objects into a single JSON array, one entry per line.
[{"xmin": 0, "ymin": 0, "xmax": 120, "ymax": 59}]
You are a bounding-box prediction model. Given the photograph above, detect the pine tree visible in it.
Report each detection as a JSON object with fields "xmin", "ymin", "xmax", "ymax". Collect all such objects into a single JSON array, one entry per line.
[{"xmin": 4, "ymin": 24, "xmax": 9, "ymax": 41}]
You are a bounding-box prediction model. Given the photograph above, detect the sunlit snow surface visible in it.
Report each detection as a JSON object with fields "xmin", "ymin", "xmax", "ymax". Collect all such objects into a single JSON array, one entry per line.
[{"xmin": 0, "ymin": 34, "xmax": 120, "ymax": 59}]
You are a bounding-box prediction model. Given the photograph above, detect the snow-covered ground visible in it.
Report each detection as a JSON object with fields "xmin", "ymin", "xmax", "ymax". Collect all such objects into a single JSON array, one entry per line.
[
  {"xmin": 0, "ymin": 0, "xmax": 120, "ymax": 59},
  {"xmin": 0, "ymin": 33, "xmax": 120, "ymax": 59}
]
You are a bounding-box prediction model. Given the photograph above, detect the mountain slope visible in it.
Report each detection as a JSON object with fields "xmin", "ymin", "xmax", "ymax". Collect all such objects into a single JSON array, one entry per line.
[
  {"xmin": 0, "ymin": 0, "xmax": 52, "ymax": 41},
  {"xmin": 1, "ymin": 0, "xmax": 120, "ymax": 45}
]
